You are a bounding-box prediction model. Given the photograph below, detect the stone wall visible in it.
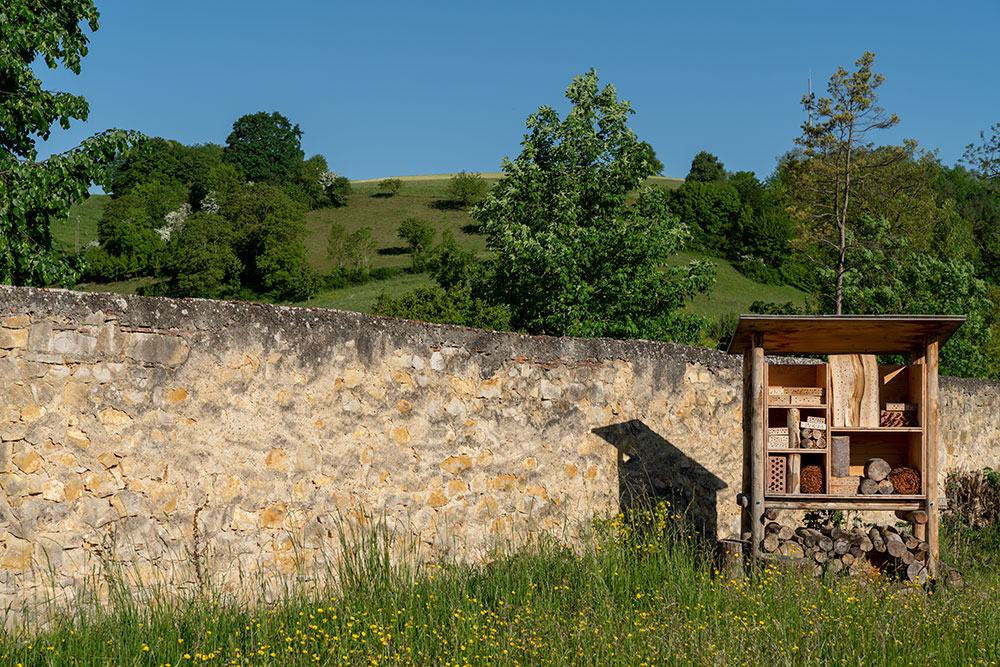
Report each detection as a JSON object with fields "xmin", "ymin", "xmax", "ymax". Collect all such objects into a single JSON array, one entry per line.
[{"xmin": 0, "ymin": 286, "xmax": 997, "ymax": 620}]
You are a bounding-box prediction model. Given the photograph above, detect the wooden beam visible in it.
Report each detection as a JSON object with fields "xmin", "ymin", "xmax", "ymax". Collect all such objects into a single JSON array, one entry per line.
[
  {"xmin": 925, "ymin": 336, "xmax": 940, "ymax": 577},
  {"xmin": 751, "ymin": 332, "xmax": 765, "ymax": 561},
  {"xmin": 742, "ymin": 349, "xmax": 752, "ymax": 538}
]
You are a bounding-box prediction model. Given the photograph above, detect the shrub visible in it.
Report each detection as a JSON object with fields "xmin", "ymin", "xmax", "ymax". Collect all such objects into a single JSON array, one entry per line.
[
  {"xmin": 378, "ymin": 178, "xmax": 402, "ymax": 196},
  {"xmin": 447, "ymin": 170, "xmax": 487, "ymax": 207},
  {"xmin": 397, "ymin": 218, "xmax": 435, "ymax": 272}
]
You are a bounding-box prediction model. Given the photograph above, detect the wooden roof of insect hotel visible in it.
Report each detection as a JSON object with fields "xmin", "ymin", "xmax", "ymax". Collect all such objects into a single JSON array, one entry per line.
[{"xmin": 726, "ymin": 315, "xmax": 966, "ymax": 356}]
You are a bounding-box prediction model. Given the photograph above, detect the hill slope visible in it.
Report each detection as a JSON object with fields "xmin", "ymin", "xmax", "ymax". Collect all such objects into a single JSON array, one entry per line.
[{"xmin": 59, "ymin": 175, "xmax": 807, "ymax": 319}]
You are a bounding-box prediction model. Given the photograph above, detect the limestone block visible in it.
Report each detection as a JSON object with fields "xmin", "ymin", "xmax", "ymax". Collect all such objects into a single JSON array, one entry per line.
[
  {"xmin": 64, "ymin": 476, "xmax": 84, "ymax": 501},
  {"xmin": 430, "ymin": 351, "xmax": 445, "ymax": 371},
  {"xmin": 11, "ymin": 442, "xmax": 43, "ymax": 474},
  {"xmin": 260, "ymin": 503, "xmax": 287, "ymax": 529},
  {"xmin": 96, "ymin": 323, "xmax": 125, "ymax": 356},
  {"xmin": 98, "ymin": 408, "xmax": 131, "ymax": 426},
  {"xmin": 62, "ymin": 383, "xmax": 91, "ymax": 410},
  {"xmin": 110, "ymin": 491, "xmax": 147, "ymax": 517},
  {"xmin": 540, "ymin": 380, "xmax": 563, "ymax": 400},
  {"xmin": 27, "ymin": 321, "xmax": 53, "ymax": 352},
  {"xmin": 265, "ymin": 448, "xmax": 289, "ymax": 472},
  {"xmin": 51, "ymin": 331, "xmax": 97, "ymax": 360},
  {"xmin": 34, "ymin": 535, "xmax": 64, "ymax": 569},
  {"xmin": 41, "ymin": 480, "xmax": 65, "ymax": 502},
  {"xmin": 65, "ymin": 428, "xmax": 90, "ymax": 449},
  {"xmin": 230, "ymin": 508, "xmax": 258, "ymax": 531},
  {"xmin": 84, "ymin": 470, "xmax": 119, "ymax": 497},
  {"xmin": 97, "ymin": 452, "xmax": 119, "ymax": 469},
  {"xmin": 77, "ymin": 497, "xmax": 117, "ymax": 529},
  {"xmin": 440, "ymin": 455, "xmax": 471, "ymax": 475},
  {"xmin": 0, "ymin": 536, "xmax": 32, "ymax": 571},
  {"xmin": 295, "ymin": 443, "xmax": 318, "ymax": 471},
  {"xmin": 0, "ymin": 423, "xmax": 27, "ymax": 441},
  {"xmin": 125, "ymin": 333, "xmax": 188, "ymax": 365},
  {"xmin": 0, "ymin": 441, "xmax": 9, "ymax": 473},
  {"xmin": 163, "ymin": 387, "xmax": 188, "ymax": 405},
  {"xmin": 0, "ymin": 329, "xmax": 29, "ymax": 349}
]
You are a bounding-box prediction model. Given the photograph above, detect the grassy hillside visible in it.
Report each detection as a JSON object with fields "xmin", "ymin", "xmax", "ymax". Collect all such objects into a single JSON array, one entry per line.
[
  {"xmin": 52, "ymin": 194, "xmax": 107, "ymax": 253},
  {"xmin": 60, "ymin": 175, "xmax": 806, "ymax": 321}
]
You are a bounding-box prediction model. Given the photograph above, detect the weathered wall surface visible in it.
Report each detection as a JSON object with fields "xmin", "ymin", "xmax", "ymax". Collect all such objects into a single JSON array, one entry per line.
[{"xmin": 0, "ymin": 286, "xmax": 997, "ymax": 620}]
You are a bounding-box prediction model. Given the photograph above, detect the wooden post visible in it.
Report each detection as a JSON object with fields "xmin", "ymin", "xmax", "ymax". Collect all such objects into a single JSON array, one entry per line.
[
  {"xmin": 750, "ymin": 332, "xmax": 765, "ymax": 561},
  {"xmin": 925, "ymin": 337, "xmax": 940, "ymax": 577},
  {"xmin": 742, "ymin": 349, "xmax": 753, "ymax": 539}
]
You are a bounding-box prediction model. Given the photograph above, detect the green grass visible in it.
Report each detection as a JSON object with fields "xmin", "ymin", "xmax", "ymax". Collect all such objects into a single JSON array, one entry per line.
[
  {"xmin": 668, "ymin": 251, "xmax": 808, "ymax": 319},
  {"xmin": 297, "ymin": 272, "xmax": 435, "ymax": 312},
  {"xmin": 52, "ymin": 194, "xmax": 108, "ymax": 253},
  {"xmin": 305, "ymin": 194, "xmax": 486, "ymax": 273},
  {"xmin": 4, "ymin": 506, "xmax": 998, "ymax": 666}
]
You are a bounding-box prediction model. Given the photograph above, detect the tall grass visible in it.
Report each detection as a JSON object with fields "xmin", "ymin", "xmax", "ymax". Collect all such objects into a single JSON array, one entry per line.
[{"xmin": 3, "ymin": 504, "xmax": 999, "ymax": 665}]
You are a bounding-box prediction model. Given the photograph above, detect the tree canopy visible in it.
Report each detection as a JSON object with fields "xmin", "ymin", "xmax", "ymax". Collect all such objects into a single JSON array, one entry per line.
[
  {"xmin": 473, "ymin": 69, "xmax": 715, "ymax": 341},
  {"xmin": 223, "ymin": 111, "xmax": 304, "ymax": 183},
  {"xmin": 1, "ymin": 0, "xmax": 141, "ymax": 286}
]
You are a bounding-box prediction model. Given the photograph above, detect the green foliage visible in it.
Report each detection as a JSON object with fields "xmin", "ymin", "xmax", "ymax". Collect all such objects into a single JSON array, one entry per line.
[
  {"xmin": 397, "ymin": 218, "xmax": 436, "ymax": 271},
  {"xmin": 430, "ymin": 231, "xmax": 479, "ymax": 290},
  {"xmin": 638, "ymin": 141, "xmax": 664, "ymax": 176},
  {"xmin": 372, "ymin": 286, "xmax": 511, "ymax": 331},
  {"xmin": 686, "ymin": 151, "xmax": 727, "ymax": 182},
  {"xmin": 0, "ymin": 0, "xmax": 142, "ymax": 286},
  {"xmin": 668, "ymin": 180, "xmax": 741, "ymax": 256},
  {"xmin": 789, "ymin": 51, "xmax": 902, "ymax": 313},
  {"xmin": 378, "ymin": 178, "xmax": 402, "ymax": 196},
  {"xmin": 223, "ymin": 111, "xmax": 304, "ymax": 183},
  {"xmin": 165, "ymin": 213, "xmax": 242, "ymax": 299},
  {"xmin": 820, "ymin": 217, "xmax": 992, "ymax": 377},
  {"xmin": 446, "ymin": 171, "xmax": 487, "ymax": 207},
  {"xmin": 473, "ymin": 70, "xmax": 715, "ymax": 342},
  {"xmin": 327, "ymin": 223, "xmax": 377, "ymax": 278},
  {"xmin": 109, "ymin": 137, "xmax": 223, "ymax": 197},
  {"xmin": 962, "ymin": 122, "xmax": 1000, "ymax": 181}
]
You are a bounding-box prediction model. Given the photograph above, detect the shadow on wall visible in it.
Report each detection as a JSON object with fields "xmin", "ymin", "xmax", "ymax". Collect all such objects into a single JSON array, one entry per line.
[{"xmin": 593, "ymin": 420, "xmax": 728, "ymax": 539}]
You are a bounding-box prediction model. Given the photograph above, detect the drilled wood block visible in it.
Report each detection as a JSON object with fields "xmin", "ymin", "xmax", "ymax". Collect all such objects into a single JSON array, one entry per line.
[{"xmin": 830, "ymin": 475, "xmax": 860, "ymax": 494}]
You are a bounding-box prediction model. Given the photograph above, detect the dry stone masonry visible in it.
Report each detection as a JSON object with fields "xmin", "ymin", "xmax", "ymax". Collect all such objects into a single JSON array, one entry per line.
[{"xmin": 0, "ymin": 286, "xmax": 997, "ymax": 624}]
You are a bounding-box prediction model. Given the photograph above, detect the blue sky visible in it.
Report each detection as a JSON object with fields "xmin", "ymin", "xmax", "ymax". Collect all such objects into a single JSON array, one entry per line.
[{"xmin": 37, "ymin": 0, "xmax": 1000, "ymax": 182}]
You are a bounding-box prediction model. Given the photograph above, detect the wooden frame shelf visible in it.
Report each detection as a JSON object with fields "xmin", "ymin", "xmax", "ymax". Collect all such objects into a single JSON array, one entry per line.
[{"xmin": 728, "ymin": 315, "xmax": 966, "ymax": 578}]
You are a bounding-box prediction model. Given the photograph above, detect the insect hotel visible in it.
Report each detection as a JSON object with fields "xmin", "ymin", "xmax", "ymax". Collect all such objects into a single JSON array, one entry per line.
[{"xmin": 727, "ymin": 315, "xmax": 965, "ymax": 580}]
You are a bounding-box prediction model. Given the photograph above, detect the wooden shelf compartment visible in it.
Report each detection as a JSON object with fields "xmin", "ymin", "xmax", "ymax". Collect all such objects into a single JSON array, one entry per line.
[
  {"xmin": 878, "ymin": 364, "xmax": 925, "ymax": 428},
  {"xmin": 843, "ymin": 430, "xmax": 924, "ymax": 496},
  {"xmin": 766, "ymin": 363, "xmax": 827, "ymax": 406}
]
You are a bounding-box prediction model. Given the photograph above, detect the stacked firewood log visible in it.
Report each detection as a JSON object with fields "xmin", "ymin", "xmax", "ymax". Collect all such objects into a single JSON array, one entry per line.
[{"xmin": 757, "ymin": 520, "xmax": 955, "ymax": 584}]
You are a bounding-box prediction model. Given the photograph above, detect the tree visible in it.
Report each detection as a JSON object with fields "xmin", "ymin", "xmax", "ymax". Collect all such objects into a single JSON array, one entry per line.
[
  {"xmin": 473, "ymin": 70, "xmax": 715, "ymax": 341},
  {"xmin": 791, "ymin": 51, "xmax": 902, "ymax": 314},
  {"xmin": 378, "ymin": 178, "xmax": 402, "ymax": 196},
  {"xmin": 223, "ymin": 111, "xmax": 303, "ymax": 183},
  {"xmin": 963, "ymin": 123, "xmax": 1000, "ymax": 181},
  {"xmin": 638, "ymin": 141, "xmax": 664, "ymax": 176},
  {"xmin": 686, "ymin": 151, "xmax": 727, "ymax": 182},
  {"xmin": 447, "ymin": 171, "xmax": 487, "ymax": 207},
  {"xmin": 397, "ymin": 217, "xmax": 435, "ymax": 271},
  {"xmin": 1, "ymin": 0, "xmax": 142, "ymax": 286}
]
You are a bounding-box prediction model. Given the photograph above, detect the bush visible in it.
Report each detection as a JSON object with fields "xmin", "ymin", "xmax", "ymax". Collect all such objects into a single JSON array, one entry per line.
[
  {"xmin": 447, "ymin": 171, "xmax": 487, "ymax": 207},
  {"xmin": 378, "ymin": 178, "xmax": 402, "ymax": 196},
  {"xmin": 397, "ymin": 218, "xmax": 435, "ymax": 272}
]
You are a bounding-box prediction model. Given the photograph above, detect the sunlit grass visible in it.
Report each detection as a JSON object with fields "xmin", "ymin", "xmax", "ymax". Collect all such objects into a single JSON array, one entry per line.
[{"xmin": 3, "ymin": 505, "xmax": 998, "ymax": 666}]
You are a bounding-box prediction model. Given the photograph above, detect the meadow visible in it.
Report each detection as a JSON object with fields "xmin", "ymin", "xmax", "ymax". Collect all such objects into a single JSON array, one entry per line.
[{"xmin": 2, "ymin": 504, "xmax": 998, "ymax": 666}]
